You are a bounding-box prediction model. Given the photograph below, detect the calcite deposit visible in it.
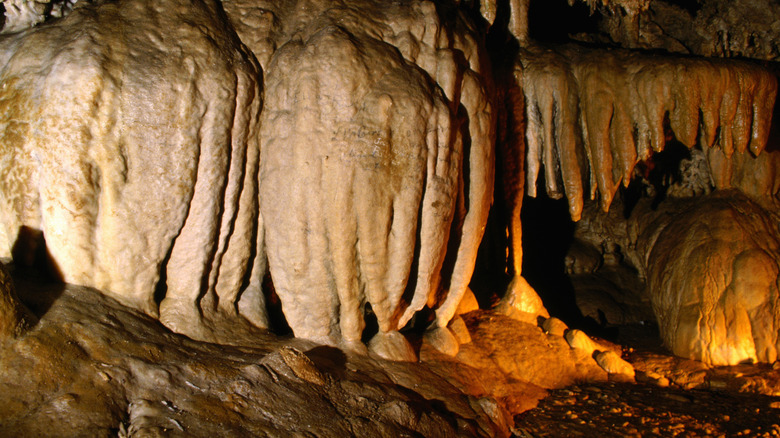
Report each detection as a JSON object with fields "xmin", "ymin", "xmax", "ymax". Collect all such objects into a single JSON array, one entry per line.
[
  {"xmin": 511, "ymin": 39, "xmax": 780, "ymax": 365},
  {"xmin": 0, "ymin": 0, "xmax": 263, "ymax": 340},
  {"xmin": 568, "ymin": 189, "xmax": 780, "ymax": 366},
  {"xmin": 0, "ymin": 0, "xmax": 780, "ymax": 434},
  {"xmin": 0, "ymin": 0, "xmax": 495, "ymax": 357},
  {"xmin": 245, "ymin": 0, "xmax": 495, "ymax": 357},
  {"xmin": 647, "ymin": 192, "xmax": 780, "ymax": 365},
  {"xmin": 518, "ymin": 43, "xmax": 777, "ymax": 217}
]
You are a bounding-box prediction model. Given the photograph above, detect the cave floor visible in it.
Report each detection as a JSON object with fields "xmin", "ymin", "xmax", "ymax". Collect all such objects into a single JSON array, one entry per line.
[
  {"xmin": 2, "ymin": 271, "xmax": 780, "ymax": 437},
  {"xmin": 514, "ymin": 380, "xmax": 780, "ymax": 437},
  {"xmin": 512, "ymin": 322, "xmax": 780, "ymax": 437}
]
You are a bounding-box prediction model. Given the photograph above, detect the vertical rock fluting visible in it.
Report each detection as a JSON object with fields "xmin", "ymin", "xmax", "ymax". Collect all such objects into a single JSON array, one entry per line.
[
  {"xmin": 254, "ymin": 0, "xmax": 495, "ymax": 359},
  {"xmin": 0, "ymin": 0, "xmax": 265, "ymax": 341},
  {"xmin": 0, "ymin": 0, "xmax": 494, "ymax": 357},
  {"xmin": 517, "ymin": 44, "xmax": 778, "ymax": 216},
  {"xmin": 515, "ymin": 43, "xmax": 780, "ymax": 364}
]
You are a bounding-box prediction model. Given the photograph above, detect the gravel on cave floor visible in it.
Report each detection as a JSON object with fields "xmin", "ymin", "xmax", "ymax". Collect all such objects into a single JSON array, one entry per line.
[{"xmin": 513, "ymin": 381, "xmax": 780, "ymax": 437}]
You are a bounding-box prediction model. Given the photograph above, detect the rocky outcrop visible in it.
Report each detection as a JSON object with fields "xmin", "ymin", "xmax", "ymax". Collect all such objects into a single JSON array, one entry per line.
[
  {"xmin": 646, "ymin": 192, "xmax": 780, "ymax": 365},
  {"xmin": 0, "ymin": 262, "xmax": 32, "ymax": 339},
  {"xmin": 0, "ymin": 0, "xmax": 264, "ymax": 340},
  {"xmin": 0, "ymin": 0, "xmax": 495, "ymax": 356},
  {"xmin": 0, "ymin": 282, "xmax": 512, "ymax": 437}
]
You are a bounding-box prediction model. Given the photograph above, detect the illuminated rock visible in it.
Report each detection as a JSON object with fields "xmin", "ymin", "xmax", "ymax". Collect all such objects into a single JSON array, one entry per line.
[
  {"xmin": 647, "ymin": 192, "xmax": 780, "ymax": 365},
  {"xmin": 511, "ymin": 42, "xmax": 780, "ymax": 365},
  {"xmin": 594, "ymin": 350, "xmax": 635, "ymax": 380},
  {"xmin": 0, "ymin": 0, "xmax": 494, "ymax": 357},
  {"xmin": 517, "ymin": 44, "xmax": 777, "ymax": 216},
  {"xmin": 0, "ymin": 0, "xmax": 264, "ymax": 341},
  {"xmin": 248, "ymin": 0, "xmax": 494, "ymax": 358}
]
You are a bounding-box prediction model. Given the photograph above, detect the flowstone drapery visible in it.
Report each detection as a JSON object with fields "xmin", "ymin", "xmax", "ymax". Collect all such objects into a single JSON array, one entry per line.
[
  {"xmin": 0, "ymin": 0, "xmax": 263, "ymax": 330},
  {"xmin": 0, "ymin": 0, "xmax": 495, "ymax": 360},
  {"xmin": 512, "ymin": 42, "xmax": 780, "ymax": 366},
  {"xmin": 0, "ymin": 0, "xmax": 778, "ymax": 368}
]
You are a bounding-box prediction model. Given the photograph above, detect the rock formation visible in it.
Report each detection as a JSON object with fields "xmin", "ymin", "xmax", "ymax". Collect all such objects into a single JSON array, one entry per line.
[
  {"xmin": 1, "ymin": 0, "xmax": 780, "ymax": 435},
  {"xmin": 587, "ymin": 0, "xmax": 780, "ymax": 61},
  {"xmin": 0, "ymin": 262, "xmax": 32, "ymax": 339},
  {"xmin": 647, "ymin": 192, "xmax": 780, "ymax": 365},
  {"xmin": 0, "ymin": 0, "xmax": 264, "ymax": 344},
  {"xmin": 241, "ymin": 0, "xmax": 495, "ymax": 358},
  {"xmin": 508, "ymin": 39, "xmax": 780, "ymax": 365},
  {"xmin": 0, "ymin": 0, "xmax": 777, "ymax": 378},
  {"xmin": 517, "ymin": 43, "xmax": 777, "ymax": 218},
  {"xmin": 0, "ymin": 0, "xmax": 497, "ymax": 359}
]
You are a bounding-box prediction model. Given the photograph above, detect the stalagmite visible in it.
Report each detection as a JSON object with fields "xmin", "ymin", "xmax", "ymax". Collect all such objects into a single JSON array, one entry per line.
[{"xmin": 645, "ymin": 192, "xmax": 780, "ymax": 365}]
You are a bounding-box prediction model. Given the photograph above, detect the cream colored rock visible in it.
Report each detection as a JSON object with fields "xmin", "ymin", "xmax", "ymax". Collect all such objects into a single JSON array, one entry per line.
[
  {"xmin": 425, "ymin": 326, "xmax": 461, "ymax": 357},
  {"xmin": 564, "ymin": 329, "xmax": 605, "ymax": 356},
  {"xmin": 1, "ymin": 0, "xmax": 49, "ymax": 33},
  {"xmin": 256, "ymin": 0, "xmax": 494, "ymax": 352},
  {"xmin": 541, "ymin": 317, "xmax": 568, "ymax": 337},
  {"xmin": 0, "ymin": 0, "xmax": 265, "ymax": 340},
  {"xmin": 647, "ymin": 192, "xmax": 780, "ymax": 365},
  {"xmin": 368, "ymin": 331, "xmax": 418, "ymax": 363},
  {"xmin": 594, "ymin": 350, "xmax": 635, "ymax": 380},
  {"xmin": 0, "ymin": 0, "xmax": 495, "ymax": 356},
  {"xmin": 449, "ymin": 315, "xmax": 472, "ymax": 345},
  {"xmin": 496, "ymin": 275, "xmax": 549, "ymax": 324}
]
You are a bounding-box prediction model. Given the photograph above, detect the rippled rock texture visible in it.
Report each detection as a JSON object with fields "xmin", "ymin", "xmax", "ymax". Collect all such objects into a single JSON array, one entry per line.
[
  {"xmin": 0, "ymin": 0, "xmax": 779, "ymax": 410},
  {"xmin": 0, "ymin": 0, "xmax": 495, "ymax": 359}
]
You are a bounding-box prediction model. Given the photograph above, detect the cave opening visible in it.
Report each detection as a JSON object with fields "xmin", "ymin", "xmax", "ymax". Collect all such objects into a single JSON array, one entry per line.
[
  {"xmin": 527, "ymin": 0, "xmax": 601, "ymax": 43},
  {"xmin": 519, "ymin": 186, "xmax": 579, "ymax": 322}
]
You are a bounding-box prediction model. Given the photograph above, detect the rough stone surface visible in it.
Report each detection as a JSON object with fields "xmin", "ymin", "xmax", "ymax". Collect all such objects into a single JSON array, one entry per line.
[
  {"xmin": 0, "ymin": 279, "xmax": 511, "ymax": 437},
  {"xmin": 0, "ymin": 0, "xmax": 496, "ymax": 355},
  {"xmin": 0, "ymin": 270, "xmax": 644, "ymax": 437},
  {"xmin": 0, "ymin": 0, "xmax": 264, "ymax": 343},
  {"xmin": 0, "ymin": 262, "xmax": 31, "ymax": 339},
  {"xmin": 586, "ymin": 0, "xmax": 780, "ymax": 61},
  {"xmin": 647, "ymin": 192, "xmax": 780, "ymax": 365}
]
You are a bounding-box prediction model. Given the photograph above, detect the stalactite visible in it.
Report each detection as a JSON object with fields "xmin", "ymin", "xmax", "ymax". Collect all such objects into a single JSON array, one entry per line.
[{"xmin": 517, "ymin": 44, "xmax": 778, "ymax": 218}]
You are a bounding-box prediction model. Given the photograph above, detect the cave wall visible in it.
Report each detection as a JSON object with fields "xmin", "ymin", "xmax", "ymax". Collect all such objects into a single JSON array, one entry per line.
[
  {"xmin": 0, "ymin": 0, "xmax": 499, "ymax": 360},
  {"xmin": 0, "ymin": 0, "xmax": 778, "ymax": 367}
]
